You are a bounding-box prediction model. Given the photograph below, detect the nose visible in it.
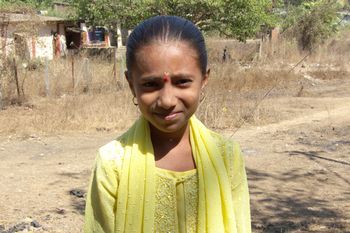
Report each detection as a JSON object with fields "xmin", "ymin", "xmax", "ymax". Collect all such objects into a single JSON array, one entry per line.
[{"xmin": 157, "ymin": 84, "xmax": 177, "ymax": 109}]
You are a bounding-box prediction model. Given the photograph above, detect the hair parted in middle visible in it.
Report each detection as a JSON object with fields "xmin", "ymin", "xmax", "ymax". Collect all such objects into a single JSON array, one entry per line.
[{"xmin": 126, "ymin": 15, "xmax": 208, "ymax": 76}]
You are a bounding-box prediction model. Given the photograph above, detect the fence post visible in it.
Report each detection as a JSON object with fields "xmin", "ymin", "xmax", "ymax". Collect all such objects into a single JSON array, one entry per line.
[
  {"xmin": 114, "ymin": 47, "xmax": 122, "ymax": 89},
  {"xmin": 13, "ymin": 57, "xmax": 20, "ymax": 99},
  {"xmin": 0, "ymin": 86, "xmax": 2, "ymax": 109},
  {"xmin": 258, "ymin": 38, "xmax": 263, "ymax": 59},
  {"xmin": 113, "ymin": 47, "xmax": 117, "ymax": 82},
  {"xmin": 120, "ymin": 52, "xmax": 125, "ymax": 88},
  {"xmin": 84, "ymin": 58, "xmax": 89, "ymax": 79},
  {"xmin": 82, "ymin": 57, "xmax": 91, "ymax": 91},
  {"xmin": 44, "ymin": 58, "xmax": 50, "ymax": 96},
  {"xmin": 71, "ymin": 54, "xmax": 75, "ymax": 92}
]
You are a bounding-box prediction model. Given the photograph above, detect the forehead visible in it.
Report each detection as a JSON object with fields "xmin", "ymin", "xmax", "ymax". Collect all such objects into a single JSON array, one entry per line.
[{"xmin": 132, "ymin": 41, "xmax": 201, "ymax": 77}]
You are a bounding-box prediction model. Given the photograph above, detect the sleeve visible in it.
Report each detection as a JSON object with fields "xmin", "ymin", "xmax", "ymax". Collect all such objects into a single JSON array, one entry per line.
[
  {"xmin": 84, "ymin": 153, "xmax": 119, "ymax": 233},
  {"xmin": 231, "ymin": 143, "xmax": 252, "ymax": 233}
]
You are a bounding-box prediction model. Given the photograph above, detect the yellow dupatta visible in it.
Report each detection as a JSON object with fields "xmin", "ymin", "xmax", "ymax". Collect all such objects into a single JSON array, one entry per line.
[{"xmin": 114, "ymin": 115, "xmax": 238, "ymax": 233}]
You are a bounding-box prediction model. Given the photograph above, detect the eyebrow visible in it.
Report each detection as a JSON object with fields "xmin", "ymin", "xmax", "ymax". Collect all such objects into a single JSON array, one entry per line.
[
  {"xmin": 140, "ymin": 73, "xmax": 194, "ymax": 81},
  {"xmin": 172, "ymin": 74, "xmax": 194, "ymax": 79},
  {"xmin": 139, "ymin": 76, "xmax": 162, "ymax": 82}
]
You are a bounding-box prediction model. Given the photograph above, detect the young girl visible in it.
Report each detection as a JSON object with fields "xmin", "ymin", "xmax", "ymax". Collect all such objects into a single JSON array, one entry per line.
[{"xmin": 84, "ymin": 16, "xmax": 251, "ymax": 233}]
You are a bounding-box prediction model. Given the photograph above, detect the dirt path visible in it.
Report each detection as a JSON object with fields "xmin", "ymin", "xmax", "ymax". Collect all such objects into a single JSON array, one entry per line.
[
  {"xmin": 0, "ymin": 79, "xmax": 349, "ymax": 232},
  {"xmin": 234, "ymin": 97, "xmax": 350, "ymax": 232},
  {"xmin": 0, "ymin": 133, "xmax": 114, "ymax": 233}
]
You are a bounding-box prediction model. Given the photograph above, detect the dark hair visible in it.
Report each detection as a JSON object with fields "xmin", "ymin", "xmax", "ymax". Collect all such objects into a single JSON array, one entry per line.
[{"xmin": 126, "ymin": 15, "xmax": 208, "ymax": 75}]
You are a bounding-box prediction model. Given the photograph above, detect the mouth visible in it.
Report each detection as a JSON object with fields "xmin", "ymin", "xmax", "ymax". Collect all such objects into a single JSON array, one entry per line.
[{"xmin": 154, "ymin": 111, "xmax": 182, "ymax": 121}]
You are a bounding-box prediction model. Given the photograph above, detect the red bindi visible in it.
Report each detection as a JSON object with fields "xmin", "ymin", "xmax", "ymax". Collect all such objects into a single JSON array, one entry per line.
[{"xmin": 163, "ymin": 72, "xmax": 170, "ymax": 82}]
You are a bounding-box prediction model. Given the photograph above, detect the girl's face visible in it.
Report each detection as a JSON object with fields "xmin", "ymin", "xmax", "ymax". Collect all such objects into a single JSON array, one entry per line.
[{"xmin": 127, "ymin": 41, "xmax": 208, "ymax": 134}]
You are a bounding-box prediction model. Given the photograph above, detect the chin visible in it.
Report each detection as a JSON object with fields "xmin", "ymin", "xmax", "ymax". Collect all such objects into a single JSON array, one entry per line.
[{"xmin": 150, "ymin": 121, "xmax": 189, "ymax": 134}]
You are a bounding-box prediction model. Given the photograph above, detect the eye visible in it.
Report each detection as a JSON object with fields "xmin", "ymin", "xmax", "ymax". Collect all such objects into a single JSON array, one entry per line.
[
  {"xmin": 175, "ymin": 79, "xmax": 192, "ymax": 87},
  {"xmin": 142, "ymin": 81, "xmax": 159, "ymax": 88}
]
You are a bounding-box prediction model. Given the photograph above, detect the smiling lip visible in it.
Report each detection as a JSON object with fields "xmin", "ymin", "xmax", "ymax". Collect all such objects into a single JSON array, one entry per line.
[{"xmin": 155, "ymin": 111, "xmax": 181, "ymax": 121}]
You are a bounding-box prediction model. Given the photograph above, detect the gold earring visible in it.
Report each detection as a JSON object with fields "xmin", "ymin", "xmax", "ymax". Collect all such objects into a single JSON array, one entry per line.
[{"xmin": 132, "ymin": 96, "xmax": 138, "ymax": 106}]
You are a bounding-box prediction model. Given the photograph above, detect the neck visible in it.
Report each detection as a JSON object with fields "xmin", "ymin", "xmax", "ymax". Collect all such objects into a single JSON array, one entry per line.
[{"xmin": 150, "ymin": 123, "xmax": 190, "ymax": 146}]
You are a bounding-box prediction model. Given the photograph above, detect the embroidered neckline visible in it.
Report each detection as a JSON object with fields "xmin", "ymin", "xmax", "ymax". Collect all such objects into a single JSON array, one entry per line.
[{"xmin": 156, "ymin": 167, "xmax": 197, "ymax": 183}]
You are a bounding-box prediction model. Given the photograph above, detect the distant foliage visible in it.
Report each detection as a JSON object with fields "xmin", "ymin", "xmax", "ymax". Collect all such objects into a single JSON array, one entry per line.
[
  {"xmin": 0, "ymin": 0, "xmax": 34, "ymax": 13},
  {"xmin": 0, "ymin": 0, "xmax": 70, "ymax": 12},
  {"xmin": 73, "ymin": 0, "xmax": 278, "ymax": 41},
  {"xmin": 282, "ymin": 0, "xmax": 342, "ymax": 51},
  {"xmin": 0, "ymin": 0, "xmax": 50, "ymax": 9}
]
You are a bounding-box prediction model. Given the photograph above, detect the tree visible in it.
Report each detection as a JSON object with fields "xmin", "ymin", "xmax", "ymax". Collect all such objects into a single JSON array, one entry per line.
[
  {"xmin": 73, "ymin": 0, "xmax": 278, "ymax": 41},
  {"xmin": 212, "ymin": 0, "xmax": 277, "ymax": 41},
  {"xmin": 282, "ymin": 0, "xmax": 341, "ymax": 51},
  {"xmin": 0, "ymin": 0, "xmax": 52, "ymax": 9}
]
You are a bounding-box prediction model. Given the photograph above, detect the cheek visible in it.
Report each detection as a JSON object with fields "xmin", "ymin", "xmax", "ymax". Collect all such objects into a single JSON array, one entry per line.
[
  {"xmin": 137, "ymin": 93, "xmax": 157, "ymax": 108},
  {"xmin": 180, "ymin": 90, "xmax": 201, "ymax": 106}
]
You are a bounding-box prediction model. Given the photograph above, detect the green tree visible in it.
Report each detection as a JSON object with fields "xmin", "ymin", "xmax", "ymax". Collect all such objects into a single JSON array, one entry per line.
[
  {"xmin": 0, "ymin": 0, "xmax": 53, "ymax": 8},
  {"xmin": 212, "ymin": 0, "xmax": 277, "ymax": 41},
  {"xmin": 282, "ymin": 0, "xmax": 341, "ymax": 51},
  {"xmin": 73, "ymin": 0, "xmax": 278, "ymax": 41}
]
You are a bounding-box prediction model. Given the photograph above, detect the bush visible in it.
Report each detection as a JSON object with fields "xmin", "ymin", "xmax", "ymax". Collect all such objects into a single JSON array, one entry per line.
[{"xmin": 282, "ymin": 0, "xmax": 341, "ymax": 51}]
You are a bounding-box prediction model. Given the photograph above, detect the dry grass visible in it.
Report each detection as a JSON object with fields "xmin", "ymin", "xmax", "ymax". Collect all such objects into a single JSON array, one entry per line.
[
  {"xmin": 0, "ymin": 55, "xmax": 138, "ymax": 135},
  {"xmin": 0, "ymin": 28, "xmax": 349, "ymax": 136}
]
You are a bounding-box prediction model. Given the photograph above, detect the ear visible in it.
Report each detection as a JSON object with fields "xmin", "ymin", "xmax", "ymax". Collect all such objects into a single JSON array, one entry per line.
[
  {"xmin": 201, "ymin": 68, "xmax": 210, "ymax": 89},
  {"xmin": 125, "ymin": 70, "xmax": 136, "ymax": 96}
]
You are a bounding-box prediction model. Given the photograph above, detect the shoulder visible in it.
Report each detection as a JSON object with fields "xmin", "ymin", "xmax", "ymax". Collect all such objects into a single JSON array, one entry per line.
[
  {"xmin": 99, "ymin": 140, "xmax": 124, "ymax": 160},
  {"xmin": 208, "ymin": 130, "xmax": 240, "ymax": 156},
  {"xmin": 208, "ymin": 130, "xmax": 245, "ymax": 186},
  {"xmin": 97, "ymin": 138, "xmax": 127, "ymax": 171}
]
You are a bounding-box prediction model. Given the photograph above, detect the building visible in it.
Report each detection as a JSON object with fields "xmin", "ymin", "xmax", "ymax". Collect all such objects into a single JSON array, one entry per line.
[
  {"xmin": 0, "ymin": 12, "xmax": 129, "ymax": 62},
  {"xmin": 0, "ymin": 13, "xmax": 74, "ymax": 61}
]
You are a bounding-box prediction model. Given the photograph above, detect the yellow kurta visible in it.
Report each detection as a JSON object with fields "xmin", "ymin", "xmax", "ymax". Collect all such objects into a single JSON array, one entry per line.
[
  {"xmin": 154, "ymin": 168, "xmax": 198, "ymax": 233},
  {"xmin": 84, "ymin": 117, "xmax": 251, "ymax": 233}
]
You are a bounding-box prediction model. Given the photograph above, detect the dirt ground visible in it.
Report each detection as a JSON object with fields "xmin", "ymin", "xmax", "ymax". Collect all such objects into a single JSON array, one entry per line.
[{"xmin": 0, "ymin": 74, "xmax": 349, "ymax": 233}]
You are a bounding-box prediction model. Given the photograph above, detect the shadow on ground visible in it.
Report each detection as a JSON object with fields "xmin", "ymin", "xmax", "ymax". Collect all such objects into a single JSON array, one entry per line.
[
  {"xmin": 69, "ymin": 188, "xmax": 86, "ymax": 215},
  {"xmin": 248, "ymin": 166, "xmax": 349, "ymax": 233}
]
